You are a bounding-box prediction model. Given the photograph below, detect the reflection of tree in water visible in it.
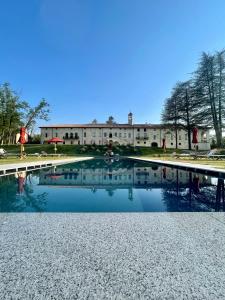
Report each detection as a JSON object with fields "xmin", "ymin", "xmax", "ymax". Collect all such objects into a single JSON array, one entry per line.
[
  {"xmin": 161, "ymin": 171, "xmax": 225, "ymax": 212},
  {"xmin": 0, "ymin": 173, "xmax": 48, "ymax": 212},
  {"xmin": 215, "ymin": 179, "xmax": 225, "ymax": 211},
  {"xmin": 59, "ymin": 159, "xmax": 136, "ymax": 172},
  {"xmin": 105, "ymin": 188, "xmax": 115, "ymax": 197}
]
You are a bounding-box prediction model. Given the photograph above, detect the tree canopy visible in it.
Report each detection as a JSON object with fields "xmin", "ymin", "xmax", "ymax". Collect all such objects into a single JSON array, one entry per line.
[
  {"xmin": 162, "ymin": 49, "xmax": 225, "ymax": 147},
  {"xmin": 0, "ymin": 82, "xmax": 50, "ymax": 144}
]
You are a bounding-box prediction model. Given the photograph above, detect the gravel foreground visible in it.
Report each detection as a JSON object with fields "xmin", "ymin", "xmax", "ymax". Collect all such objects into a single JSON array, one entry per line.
[{"xmin": 0, "ymin": 212, "xmax": 225, "ymax": 300}]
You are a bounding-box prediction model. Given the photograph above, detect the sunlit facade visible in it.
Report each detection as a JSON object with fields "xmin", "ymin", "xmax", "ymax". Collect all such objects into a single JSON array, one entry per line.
[{"xmin": 40, "ymin": 113, "xmax": 211, "ymax": 150}]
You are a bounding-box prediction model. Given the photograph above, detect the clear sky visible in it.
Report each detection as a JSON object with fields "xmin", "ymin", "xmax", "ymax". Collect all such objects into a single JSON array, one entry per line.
[{"xmin": 1, "ymin": 0, "xmax": 225, "ymax": 127}]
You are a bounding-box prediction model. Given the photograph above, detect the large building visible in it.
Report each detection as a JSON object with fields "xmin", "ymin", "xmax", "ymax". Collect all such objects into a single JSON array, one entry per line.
[{"xmin": 40, "ymin": 113, "xmax": 210, "ymax": 150}]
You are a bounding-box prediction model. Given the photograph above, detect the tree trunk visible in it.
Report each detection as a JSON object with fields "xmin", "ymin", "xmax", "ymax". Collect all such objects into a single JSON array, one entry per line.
[{"xmin": 185, "ymin": 89, "xmax": 192, "ymax": 150}]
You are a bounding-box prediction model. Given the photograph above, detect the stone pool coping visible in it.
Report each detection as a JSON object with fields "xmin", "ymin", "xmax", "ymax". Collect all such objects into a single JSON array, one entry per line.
[
  {"xmin": 129, "ymin": 156, "xmax": 225, "ymax": 176},
  {"xmin": 0, "ymin": 212, "xmax": 225, "ymax": 299},
  {"xmin": 0, "ymin": 157, "xmax": 93, "ymax": 176}
]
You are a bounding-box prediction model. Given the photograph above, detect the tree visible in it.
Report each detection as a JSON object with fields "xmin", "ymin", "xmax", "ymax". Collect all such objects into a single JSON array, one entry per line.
[
  {"xmin": 0, "ymin": 82, "xmax": 50, "ymax": 144},
  {"xmin": 162, "ymin": 48, "xmax": 225, "ymax": 148},
  {"xmin": 29, "ymin": 134, "xmax": 41, "ymax": 144},
  {"xmin": 161, "ymin": 95, "xmax": 179, "ymax": 148},
  {"xmin": 106, "ymin": 116, "xmax": 116, "ymax": 125},
  {"xmin": 194, "ymin": 51, "xmax": 225, "ymax": 146},
  {"xmin": 23, "ymin": 98, "xmax": 50, "ymax": 134},
  {"xmin": 0, "ymin": 83, "xmax": 25, "ymax": 144}
]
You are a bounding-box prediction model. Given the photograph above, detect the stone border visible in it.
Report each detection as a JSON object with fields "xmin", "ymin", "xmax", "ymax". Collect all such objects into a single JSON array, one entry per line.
[
  {"xmin": 129, "ymin": 156, "xmax": 225, "ymax": 177},
  {"xmin": 0, "ymin": 157, "xmax": 93, "ymax": 176}
]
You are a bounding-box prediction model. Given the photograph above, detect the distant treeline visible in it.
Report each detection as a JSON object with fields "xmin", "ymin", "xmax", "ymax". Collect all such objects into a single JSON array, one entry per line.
[
  {"xmin": 162, "ymin": 49, "xmax": 225, "ymax": 148},
  {"xmin": 0, "ymin": 82, "xmax": 50, "ymax": 144}
]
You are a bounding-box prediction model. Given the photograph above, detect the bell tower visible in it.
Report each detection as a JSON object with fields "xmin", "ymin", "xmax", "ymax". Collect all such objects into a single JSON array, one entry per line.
[{"xmin": 128, "ymin": 112, "xmax": 133, "ymax": 125}]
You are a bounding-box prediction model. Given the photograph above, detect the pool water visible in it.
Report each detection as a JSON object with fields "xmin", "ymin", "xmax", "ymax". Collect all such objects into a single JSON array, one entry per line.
[{"xmin": 0, "ymin": 159, "xmax": 224, "ymax": 212}]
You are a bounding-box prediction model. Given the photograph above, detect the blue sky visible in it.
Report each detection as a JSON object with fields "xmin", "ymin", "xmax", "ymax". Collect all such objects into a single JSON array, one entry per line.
[{"xmin": 1, "ymin": 0, "xmax": 225, "ymax": 127}]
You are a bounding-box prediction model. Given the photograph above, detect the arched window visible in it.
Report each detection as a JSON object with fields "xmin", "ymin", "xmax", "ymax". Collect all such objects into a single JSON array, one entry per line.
[{"xmin": 151, "ymin": 142, "xmax": 158, "ymax": 148}]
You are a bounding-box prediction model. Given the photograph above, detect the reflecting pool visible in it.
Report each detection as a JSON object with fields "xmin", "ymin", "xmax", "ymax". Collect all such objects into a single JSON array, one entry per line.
[{"xmin": 0, "ymin": 159, "xmax": 224, "ymax": 212}]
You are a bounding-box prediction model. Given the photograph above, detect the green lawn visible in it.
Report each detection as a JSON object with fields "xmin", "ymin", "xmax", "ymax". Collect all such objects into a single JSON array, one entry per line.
[
  {"xmin": 1, "ymin": 144, "xmax": 225, "ymax": 169},
  {"xmin": 2, "ymin": 144, "xmax": 177, "ymax": 157},
  {"xmin": 139, "ymin": 155, "xmax": 225, "ymax": 169},
  {"xmin": 0, "ymin": 156, "xmax": 72, "ymax": 165}
]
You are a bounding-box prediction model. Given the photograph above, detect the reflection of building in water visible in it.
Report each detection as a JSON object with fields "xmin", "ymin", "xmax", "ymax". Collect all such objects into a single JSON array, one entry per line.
[{"xmin": 39, "ymin": 165, "xmax": 211, "ymax": 188}]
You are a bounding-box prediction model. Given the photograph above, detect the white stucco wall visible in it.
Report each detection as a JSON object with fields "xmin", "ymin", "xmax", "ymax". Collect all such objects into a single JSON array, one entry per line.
[{"xmin": 40, "ymin": 126, "xmax": 211, "ymax": 150}]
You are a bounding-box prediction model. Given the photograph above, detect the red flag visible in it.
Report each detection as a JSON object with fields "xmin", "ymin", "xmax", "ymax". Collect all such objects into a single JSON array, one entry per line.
[
  {"xmin": 192, "ymin": 127, "xmax": 198, "ymax": 144},
  {"xmin": 20, "ymin": 127, "xmax": 27, "ymax": 144}
]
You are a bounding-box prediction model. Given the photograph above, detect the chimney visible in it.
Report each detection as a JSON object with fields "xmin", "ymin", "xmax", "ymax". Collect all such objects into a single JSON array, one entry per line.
[{"xmin": 128, "ymin": 112, "xmax": 133, "ymax": 125}]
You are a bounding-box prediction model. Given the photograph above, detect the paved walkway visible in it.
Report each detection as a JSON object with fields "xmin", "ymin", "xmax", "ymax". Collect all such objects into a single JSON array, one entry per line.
[
  {"xmin": 130, "ymin": 156, "xmax": 225, "ymax": 175},
  {"xmin": 0, "ymin": 212, "xmax": 225, "ymax": 299},
  {"xmin": 0, "ymin": 157, "xmax": 93, "ymax": 176}
]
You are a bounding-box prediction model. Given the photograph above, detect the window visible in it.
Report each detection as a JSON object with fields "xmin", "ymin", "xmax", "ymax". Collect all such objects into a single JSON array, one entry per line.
[
  {"xmin": 137, "ymin": 128, "xmax": 140, "ymax": 132},
  {"xmin": 92, "ymin": 131, "xmax": 96, "ymax": 137},
  {"xmin": 153, "ymin": 135, "xmax": 156, "ymax": 140},
  {"xmin": 115, "ymin": 132, "xmax": 117, "ymax": 137},
  {"xmin": 179, "ymin": 135, "xmax": 182, "ymax": 140},
  {"xmin": 144, "ymin": 128, "xmax": 146, "ymax": 132},
  {"xmin": 128, "ymin": 133, "xmax": 131, "ymax": 138},
  {"xmin": 84, "ymin": 140, "xmax": 86, "ymax": 144},
  {"xmin": 65, "ymin": 132, "xmax": 69, "ymax": 138},
  {"xmin": 144, "ymin": 141, "xmax": 146, "ymax": 144},
  {"xmin": 119, "ymin": 133, "xmax": 122, "ymax": 137},
  {"xmin": 104, "ymin": 132, "xmax": 107, "ymax": 137},
  {"xmin": 70, "ymin": 133, "xmax": 73, "ymax": 138},
  {"xmin": 109, "ymin": 133, "xmax": 112, "ymax": 138},
  {"xmin": 171, "ymin": 143, "xmax": 173, "ymax": 145},
  {"xmin": 84, "ymin": 132, "xmax": 86, "ymax": 137},
  {"xmin": 179, "ymin": 142, "xmax": 181, "ymax": 145},
  {"xmin": 124, "ymin": 133, "xmax": 126, "ymax": 138},
  {"xmin": 137, "ymin": 141, "xmax": 140, "ymax": 144},
  {"xmin": 45, "ymin": 133, "xmax": 48, "ymax": 138}
]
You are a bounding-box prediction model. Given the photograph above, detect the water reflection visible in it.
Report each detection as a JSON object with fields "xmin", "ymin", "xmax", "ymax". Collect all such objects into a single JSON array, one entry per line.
[
  {"xmin": 0, "ymin": 159, "xmax": 224, "ymax": 212},
  {"xmin": 0, "ymin": 170, "xmax": 47, "ymax": 212}
]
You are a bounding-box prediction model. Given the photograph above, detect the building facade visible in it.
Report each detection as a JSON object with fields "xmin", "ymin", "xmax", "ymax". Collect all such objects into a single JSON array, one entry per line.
[{"xmin": 40, "ymin": 113, "xmax": 211, "ymax": 150}]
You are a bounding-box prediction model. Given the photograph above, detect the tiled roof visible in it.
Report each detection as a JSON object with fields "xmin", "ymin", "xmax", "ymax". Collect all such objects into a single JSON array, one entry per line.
[
  {"xmin": 40, "ymin": 123, "xmax": 171, "ymax": 129},
  {"xmin": 39, "ymin": 123, "xmax": 210, "ymax": 129}
]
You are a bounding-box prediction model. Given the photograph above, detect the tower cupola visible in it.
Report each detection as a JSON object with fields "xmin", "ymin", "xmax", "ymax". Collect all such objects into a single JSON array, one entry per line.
[{"xmin": 128, "ymin": 112, "xmax": 133, "ymax": 125}]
